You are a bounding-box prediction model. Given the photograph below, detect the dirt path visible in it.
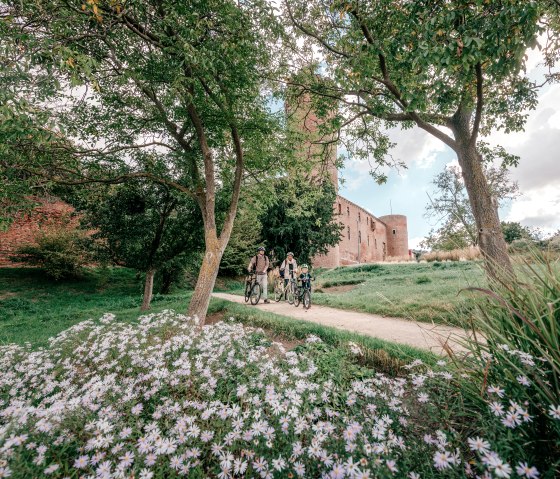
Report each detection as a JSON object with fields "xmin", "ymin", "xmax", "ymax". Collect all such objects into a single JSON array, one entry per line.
[{"xmin": 212, "ymin": 292, "xmax": 474, "ymax": 354}]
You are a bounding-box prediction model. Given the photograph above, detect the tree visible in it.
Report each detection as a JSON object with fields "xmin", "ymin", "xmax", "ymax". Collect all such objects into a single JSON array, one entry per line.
[
  {"xmin": 501, "ymin": 222, "xmax": 533, "ymax": 244},
  {"xmin": 259, "ymin": 177, "xmax": 343, "ymax": 265},
  {"xmin": 424, "ymin": 164, "xmax": 519, "ymax": 249},
  {"xmin": 1, "ymin": 0, "xmax": 284, "ymax": 322},
  {"xmin": 77, "ymin": 182, "xmax": 204, "ymax": 310},
  {"xmin": 284, "ymin": 0, "xmax": 550, "ymax": 278}
]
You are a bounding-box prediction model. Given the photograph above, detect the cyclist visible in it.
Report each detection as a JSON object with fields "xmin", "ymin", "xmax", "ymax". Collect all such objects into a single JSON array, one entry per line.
[
  {"xmin": 280, "ymin": 252, "xmax": 298, "ymax": 298},
  {"xmin": 248, "ymin": 246, "xmax": 270, "ymax": 303},
  {"xmin": 298, "ymin": 264, "xmax": 312, "ymax": 290}
]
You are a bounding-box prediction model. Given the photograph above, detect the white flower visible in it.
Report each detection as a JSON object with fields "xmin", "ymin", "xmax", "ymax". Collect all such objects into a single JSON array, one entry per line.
[
  {"xmin": 468, "ymin": 437, "xmax": 491, "ymax": 454},
  {"xmin": 488, "ymin": 457, "xmax": 512, "ymax": 478},
  {"xmin": 516, "ymin": 375, "xmax": 530, "ymax": 387},
  {"xmin": 516, "ymin": 462, "xmax": 540, "ymax": 479},
  {"xmin": 549, "ymin": 405, "xmax": 560, "ymax": 420},
  {"xmin": 0, "ymin": 467, "xmax": 12, "ymax": 478},
  {"xmin": 73, "ymin": 455, "xmax": 89, "ymax": 469},
  {"xmin": 417, "ymin": 393, "xmax": 429, "ymax": 403},
  {"xmin": 487, "ymin": 386, "xmax": 505, "ymax": 398},
  {"xmin": 44, "ymin": 464, "xmax": 60, "ymax": 475},
  {"xmin": 139, "ymin": 469, "xmax": 154, "ymax": 479},
  {"xmin": 433, "ymin": 451, "xmax": 453, "ymax": 470}
]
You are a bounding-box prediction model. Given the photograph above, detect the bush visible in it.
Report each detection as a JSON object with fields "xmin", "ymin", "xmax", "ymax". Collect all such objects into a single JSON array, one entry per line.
[
  {"xmin": 415, "ymin": 275, "xmax": 432, "ymax": 284},
  {"xmin": 12, "ymin": 227, "xmax": 90, "ymax": 280},
  {"xmin": 455, "ymin": 253, "xmax": 560, "ymax": 473}
]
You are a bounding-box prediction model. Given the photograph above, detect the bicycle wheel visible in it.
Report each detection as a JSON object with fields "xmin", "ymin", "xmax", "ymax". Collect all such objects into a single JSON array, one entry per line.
[
  {"xmin": 274, "ymin": 280, "xmax": 283, "ymax": 302},
  {"xmin": 250, "ymin": 282, "xmax": 261, "ymax": 305},
  {"xmin": 244, "ymin": 279, "xmax": 251, "ymax": 302},
  {"xmin": 287, "ymin": 283, "xmax": 295, "ymax": 305},
  {"xmin": 303, "ymin": 290, "xmax": 311, "ymax": 309},
  {"xmin": 294, "ymin": 288, "xmax": 300, "ymax": 307}
]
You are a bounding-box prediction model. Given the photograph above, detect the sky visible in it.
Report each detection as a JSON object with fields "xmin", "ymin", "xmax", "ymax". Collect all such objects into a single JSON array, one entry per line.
[{"xmin": 337, "ymin": 46, "xmax": 560, "ymax": 250}]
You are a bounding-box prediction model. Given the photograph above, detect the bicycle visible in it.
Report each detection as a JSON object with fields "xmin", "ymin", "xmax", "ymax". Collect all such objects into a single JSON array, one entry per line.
[
  {"xmin": 274, "ymin": 274, "xmax": 298, "ymax": 304},
  {"xmin": 244, "ymin": 272, "xmax": 261, "ymax": 305},
  {"xmin": 294, "ymin": 278, "xmax": 313, "ymax": 309}
]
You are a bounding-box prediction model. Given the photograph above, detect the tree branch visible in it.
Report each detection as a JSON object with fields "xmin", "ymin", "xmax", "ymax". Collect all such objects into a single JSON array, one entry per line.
[{"xmin": 470, "ymin": 62, "xmax": 483, "ymax": 146}]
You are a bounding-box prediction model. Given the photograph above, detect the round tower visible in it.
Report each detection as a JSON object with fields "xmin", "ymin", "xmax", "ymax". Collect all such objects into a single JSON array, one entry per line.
[{"xmin": 379, "ymin": 215, "xmax": 409, "ymax": 258}]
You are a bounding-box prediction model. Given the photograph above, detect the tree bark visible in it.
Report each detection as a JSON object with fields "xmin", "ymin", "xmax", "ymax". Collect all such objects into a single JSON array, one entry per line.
[
  {"xmin": 450, "ymin": 111, "xmax": 514, "ymax": 280},
  {"xmin": 141, "ymin": 268, "xmax": 156, "ymax": 311},
  {"xmin": 187, "ymin": 238, "xmax": 223, "ymax": 323}
]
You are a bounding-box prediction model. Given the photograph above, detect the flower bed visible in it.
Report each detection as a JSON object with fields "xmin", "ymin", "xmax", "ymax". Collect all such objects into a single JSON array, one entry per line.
[{"xmin": 0, "ymin": 311, "xmax": 556, "ymax": 478}]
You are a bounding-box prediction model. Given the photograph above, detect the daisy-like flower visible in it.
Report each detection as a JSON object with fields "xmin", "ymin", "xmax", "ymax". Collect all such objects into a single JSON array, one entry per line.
[
  {"xmin": 487, "ymin": 386, "xmax": 505, "ymax": 398},
  {"xmin": 417, "ymin": 393, "xmax": 429, "ymax": 403},
  {"xmin": 516, "ymin": 375, "xmax": 530, "ymax": 387},
  {"xmin": 0, "ymin": 467, "xmax": 12, "ymax": 478},
  {"xmin": 548, "ymin": 405, "xmax": 560, "ymax": 420},
  {"xmin": 516, "ymin": 462, "xmax": 540, "ymax": 479},
  {"xmin": 272, "ymin": 457, "xmax": 286, "ymax": 471},
  {"xmin": 131, "ymin": 403, "xmax": 144, "ymax": 415},
  {"xmin": 44, "ymin": 464, "xmax": 59, "ymax": 475},
  {"xmin": 408, "ymin": 473, "xmax": 420, "ymax": 479},
  {"xmin": 467, "ymin": 437, "xmax": 491, "ymax": 454},
  {"xmin": 433, "ymin": 451, "xmax": 453, "ymax": 470},
  {"xmin": 293, "ymin": 462, "xmax": 305, "ymax": 477},
  {"xmin": 139, "ymin": 469, "xmax": 154, "ymax": 479},
  {"xmin": 73, "ymin": 455, "xmax": 89, "ymax": 469},
  {"xmin": 489, "ymin": 401, "xmax": 505, "ymax": 416},
  {"xmin": 234, "ymin": 458, "xmax": 248, "ymax": 474},
  {"xmin": 386, "ymin": 459, "xmax": 398, "ymax": 473}
]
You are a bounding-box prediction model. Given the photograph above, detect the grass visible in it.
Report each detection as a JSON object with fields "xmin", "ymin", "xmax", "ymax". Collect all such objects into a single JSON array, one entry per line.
[
  {"xmin": 0, "ymin": 266, "xmax": 435, "ymax": 373},
  {"xmin": 311, "ymin": 261, "xmax": 486, "ymax": 325},
  {"xmin": 0, "ymin": 267, "xmax": 195, "ymax": 346}
]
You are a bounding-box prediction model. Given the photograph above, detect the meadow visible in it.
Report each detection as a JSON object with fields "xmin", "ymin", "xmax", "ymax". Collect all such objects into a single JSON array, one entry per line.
[{"xmin": 0, "ymin": 261, "xmax": 558, "ymax": 478}]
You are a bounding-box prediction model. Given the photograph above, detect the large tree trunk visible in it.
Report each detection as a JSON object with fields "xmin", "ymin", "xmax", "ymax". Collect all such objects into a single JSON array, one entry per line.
[
  {"xmin": 187, "ymin": 241, "xmax": 223, "ymax": 323},
  {"xmin": 450, "ymin": 111, "xmax": 513, "ymax": 279},
  {"xmin": 141, "ymin": 268, "xmax": 156, "ymax": 311}
]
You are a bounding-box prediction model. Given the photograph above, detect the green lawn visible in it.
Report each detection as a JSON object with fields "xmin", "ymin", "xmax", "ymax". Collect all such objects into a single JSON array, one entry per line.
[
  {"xmin": 0, "ymin": 267, "xmax": 435, "ymax": 372},
  {"xmin": 0, "ymin": 267, "xmax": 194, "ymax": 346},
  {"xmin": 312, "ymin": 261, "xmax": 486, "ymax": 325}
]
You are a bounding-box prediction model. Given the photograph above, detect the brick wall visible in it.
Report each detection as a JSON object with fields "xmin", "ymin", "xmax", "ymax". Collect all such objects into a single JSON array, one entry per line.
[{"xmin": 0, "ymin": 198, "xmax": 78, "ymax": 267}]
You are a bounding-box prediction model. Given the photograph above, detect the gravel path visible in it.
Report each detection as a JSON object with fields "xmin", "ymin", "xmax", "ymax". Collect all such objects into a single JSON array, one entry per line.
[{"xmin": 212, "ymin": 293, "xmax": 474, "ymax": 354}]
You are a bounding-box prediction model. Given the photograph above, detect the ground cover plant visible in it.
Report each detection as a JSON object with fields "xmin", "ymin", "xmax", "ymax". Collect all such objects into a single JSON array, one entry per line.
[{"xmin": 1, "ymin": 308, "xmax": 558, "ymax": 478}]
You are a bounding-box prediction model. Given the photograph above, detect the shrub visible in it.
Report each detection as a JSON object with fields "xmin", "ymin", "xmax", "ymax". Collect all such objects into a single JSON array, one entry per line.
[
  {"xmin": 414, "ymin": 275, "xmax": 432, "ymax": 284},
  {"xmin": 12, "ymin": 227, "xmax": 90, "ymax": 280}
]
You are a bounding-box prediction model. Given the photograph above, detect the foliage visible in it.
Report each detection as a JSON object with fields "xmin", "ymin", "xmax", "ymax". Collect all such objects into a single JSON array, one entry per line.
[
  {"xmin": 0, "ymin": 0, "xmax": 287, "ymax": 320},
  {"xmin": 501, "ymin": 221, "xmax": 534, "ymax": 244},
  {"xmin": 219, "ymin": 196, "xmax": 263, "ymax": 276},
  {"xmin": 421, "ymin": 247, "xmax": 482, "ymax": 263},
  {"xmin": 1, "ymin": 309, "xmax": 558, "ymax": 477},
  {"xmin": 456, "ymin": 252, "xmax": 560, "ymax": 473},
  {"xmin": 76, "ymin": 182, "xmax": 204, "ymax": 289},
  {"xmin": 284, "ymin": 0, "xmax": 550, "ymax": 275},
  {"xmin": 11, "ymin": 226, "xmax": 90, "ymax": 280},
  {"xmin": 423, "ymin": 165, "xmax": 519, "ymax": 250},
  {"xmin": 259, "ymin": 177, "xmax": 343, "ymax": 265}
]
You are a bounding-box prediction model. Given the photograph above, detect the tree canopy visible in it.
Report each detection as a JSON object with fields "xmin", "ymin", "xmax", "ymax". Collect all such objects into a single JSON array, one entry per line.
[{"xmin": 284, "ymin": 0, "xmax": 552, "ymax": 277}]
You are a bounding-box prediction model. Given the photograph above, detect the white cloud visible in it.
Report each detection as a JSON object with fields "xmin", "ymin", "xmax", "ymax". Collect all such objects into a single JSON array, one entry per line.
[
  {"xmin": 408, "ymin": 237, "xmax": 425, "ymax": 250},
  {"xmin": 505, "ymin": 184, "xmax": 560, "ymax": 234}
]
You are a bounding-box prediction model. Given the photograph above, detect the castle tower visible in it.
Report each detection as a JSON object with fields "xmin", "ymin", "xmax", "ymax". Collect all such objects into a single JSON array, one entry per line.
[
  {"xmin": 285, "ymin": 91, "xmax": 338, "ymax": 192},
  {"xmin": 379, "ymin": 215, "xmax": 409, "ymax": 258}
]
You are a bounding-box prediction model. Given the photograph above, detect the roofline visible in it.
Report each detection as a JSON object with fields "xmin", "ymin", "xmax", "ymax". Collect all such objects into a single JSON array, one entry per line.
[{"xmin": 335, "ymin": 194, "xmax": 391, "ymax": 227}]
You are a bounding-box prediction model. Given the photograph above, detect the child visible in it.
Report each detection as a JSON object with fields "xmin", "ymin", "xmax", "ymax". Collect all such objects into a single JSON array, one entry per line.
[{"xmin": 298, "ymin": 264, "xmax": 312, "ymax": 290}]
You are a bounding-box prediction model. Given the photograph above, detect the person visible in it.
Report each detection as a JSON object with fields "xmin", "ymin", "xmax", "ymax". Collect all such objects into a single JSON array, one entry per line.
[
  {"xmin": 298, "ymin": 264, "xmax": 312, "ymax": 290},
  {"xmin": 280, "ymin": 252, "xmax": 298, "ymax": 297},
  {"xmin": 248, "ymin": 246, "xmax": 270, "ymax": 303}
]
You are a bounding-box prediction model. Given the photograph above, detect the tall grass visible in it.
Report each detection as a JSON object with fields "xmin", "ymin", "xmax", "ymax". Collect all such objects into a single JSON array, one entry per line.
[
  {"xmin": 455, "ymin": 251, "xmax": 560, "ymax": 472},
  {"xmin": 422, "ymin": 246, "xmax": 481, "ymax": 262}
]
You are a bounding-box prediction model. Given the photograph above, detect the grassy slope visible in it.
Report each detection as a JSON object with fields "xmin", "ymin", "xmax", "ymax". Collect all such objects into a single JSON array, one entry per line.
[
  {"xmin": 312, "ymin": 261, "xmax": 485, "ymax": 325},
  {"xmin": 0, "ymin": 268, "xmax": 195, "ymax": 346},
  {"xmin": 0, "ymin": 267, "xmax": 435, "ymax": 372}
]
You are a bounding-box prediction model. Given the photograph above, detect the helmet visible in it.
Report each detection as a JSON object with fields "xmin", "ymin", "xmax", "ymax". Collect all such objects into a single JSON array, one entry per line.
[
  {"xmin": 301, "ymin": 264, "xmax": 309, "ymax": 269},
  {"xmin": 257, "ymin": 246, "xmax": 265, "ymax": 252},
  {"xmin": 287, "ymin": 251, "xmax": 294, "ymax": 257}
]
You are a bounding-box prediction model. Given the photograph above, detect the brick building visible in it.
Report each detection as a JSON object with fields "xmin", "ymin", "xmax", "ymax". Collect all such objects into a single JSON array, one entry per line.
[
  {"xmin": 289, "ymin": 93, "xmax": 409, "ymax": 268},
  {"xmin": 0, "ymin": 198, "xmax": 77, "ymax": 267}
]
